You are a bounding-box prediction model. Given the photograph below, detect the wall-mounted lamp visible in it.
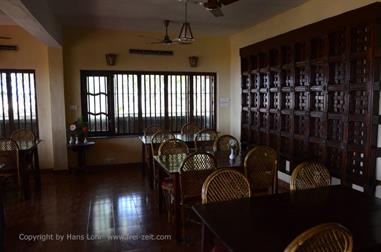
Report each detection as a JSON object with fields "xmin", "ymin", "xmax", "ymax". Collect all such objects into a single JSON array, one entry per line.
[
  {"xmin": 189, "ymin": 56, "xmax": 198, "ymax": 67},
  {"xmin": 105, "ymin": 53, "xmax": 117, "ymax": 66}
]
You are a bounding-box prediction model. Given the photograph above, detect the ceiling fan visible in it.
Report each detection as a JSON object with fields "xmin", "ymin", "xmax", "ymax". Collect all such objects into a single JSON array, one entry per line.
[
  {"xmin": 203, "ymin": 0, "xmax": 239, "ymax": 17},
  {"xmin": 182, "ymin": 0, "xmax": 239, "ymax": 17},
  {"xmin": 145, "ymin": 20, "xmax": 179, "ymax": 45}
]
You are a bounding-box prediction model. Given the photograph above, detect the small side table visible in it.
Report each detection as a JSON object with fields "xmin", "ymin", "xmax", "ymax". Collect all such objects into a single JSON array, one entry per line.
[{"xmin": 67, "ymin": 141, "xmax": 95, "ymax": 172}]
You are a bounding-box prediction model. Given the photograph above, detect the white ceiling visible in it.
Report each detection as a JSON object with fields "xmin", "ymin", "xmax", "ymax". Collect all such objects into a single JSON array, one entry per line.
[
  {"xmin": 0, "ymin": 9, "xmax": 15, "ymax": 25},
  {"xmin": 0, "ymin": 1, "xmax": 309, "ymax": 35},
  {"xmin": 44, "ymin": 0, "xmax": 308, "ymax": 35}
]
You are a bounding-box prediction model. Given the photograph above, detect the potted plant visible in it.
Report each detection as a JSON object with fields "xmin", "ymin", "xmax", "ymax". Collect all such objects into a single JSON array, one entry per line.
[{"xmin": 68, "ymin": 117, "xmax": 89, "ymax": 144}]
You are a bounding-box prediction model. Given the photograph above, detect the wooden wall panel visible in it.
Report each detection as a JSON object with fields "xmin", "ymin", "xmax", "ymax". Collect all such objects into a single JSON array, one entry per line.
[{"xmin": 240, "ymin": 3, "xmax": 381, "ymax": 192}]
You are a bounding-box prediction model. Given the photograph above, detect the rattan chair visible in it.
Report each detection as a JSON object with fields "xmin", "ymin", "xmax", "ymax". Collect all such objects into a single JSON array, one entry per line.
[
  {"xmin": 181, "ymin": 122, "xmax": 201, "ymax": 136},
  {"xmin": 158, "ymin": 138, "xmax": 189, "ymax": 222},
  {"xmin": 202, "ymin": 169, "xmax": 251, "ymax": 204},
  {"xmin": 158, "ymin": 139, "xmax": 189, "ymax": 156},
  {"xmin": 284, "ymin": 223, "xmax": 353, "ymax": 252},
  {"xmin": 290, "ymin": 162, "xmax": 331, "ymax": 191},
  {"xmin": 194, "ymin": 129, "xmax": 218, "ymax": 152},
  {"xmin": 151, "ymin": 131, "xmax": 175, "ymax": 189},
  {"xmin": 10, "ymin": 129, "xmax": 37, "ymax": 171},
  {"xmin": 213, "ymin": 135, "xmax": 240, "ymax": 153},
  {"xmin": 0, "ymin": 138, "xmax": 20, "ymax": 190},
  {"xmin": 244, "ymin": 145, "xmax": 278, "ymax": 195},
  {"xmin": 179, "ymin": 152, "xmax": 217, "ymax": 238},
  {"xmin": 143, "ymin": 126, "xmax": 161, "ymax": 137},
  {"xmin": 180, "ymin": 152, "xmax": 217, "ymax": 202},
  {"xmin": 10, "ymin": 129, "xmax": 36, "ymax": 142}
]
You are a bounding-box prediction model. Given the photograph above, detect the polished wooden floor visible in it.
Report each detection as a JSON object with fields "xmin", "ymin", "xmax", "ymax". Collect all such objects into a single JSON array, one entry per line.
[{"xmin": 4, "ymin": 167, "xmax": 201, "ymax": 252}]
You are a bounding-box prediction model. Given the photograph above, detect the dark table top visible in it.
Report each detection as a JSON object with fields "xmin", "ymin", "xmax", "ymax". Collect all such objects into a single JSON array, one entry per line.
[
  {"xmin": 154, "ymin": 151, "xmax": 243, "ymax": 174},
  {"xmin": 139, "ymin": 133, "xmax": 215, "ymax": 145},
  {"xmin": 192, "ymin": 185, "xmax": 381, "ymax": 252},
  {"xmin": 67, "ymin": 141, "xmax": 95, "ymax": 148}
]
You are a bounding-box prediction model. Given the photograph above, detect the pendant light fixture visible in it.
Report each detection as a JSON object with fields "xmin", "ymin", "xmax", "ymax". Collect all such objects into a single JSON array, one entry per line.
[{"xmin": 178, "ymin": 1, "xmax": 194, "ymax": 44}]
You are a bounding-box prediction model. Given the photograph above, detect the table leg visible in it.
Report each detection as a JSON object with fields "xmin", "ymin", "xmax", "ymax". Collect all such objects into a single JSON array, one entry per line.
[
  {"xmin": 141, "ymin": 142, "xmax": 146, "ymax": 178},
  {"xmin": 158, "ymin": 167, "xmax": 163, "ymax": 213},
  {"xmin": 19, "ymin": 152, "xmax": 30, "ymax": 200},
  {"xmin": 77, "ymin": 148, "xmax": 87, "ymax": 171},
  {"xmin": 148, "ymin": 148, "xmax": 154, "ymax": 190},
  {"xmin": 33, "ymin": 148, "xmax": 41, "ymax": 187},
  {"xmin": 173, "ymin": 173, "xmax": 181, "ymax": 241},
  {"xmin": 0, "ymin": 198, "xmax": 4, "ymax": 252}
]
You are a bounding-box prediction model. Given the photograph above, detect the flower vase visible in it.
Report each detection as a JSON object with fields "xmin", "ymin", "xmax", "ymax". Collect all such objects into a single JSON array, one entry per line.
[
  {"xmin": 229, "ymin": 147, "xmax": 235, "ymax": 160},
  {"xmin": 69, "ymin": 136, "xmax": 75, "ymax": 145},
  {"xmin": 75, "ymin": 136, "xmax": 79, "ymax": 145},
  {"xmin": 83, "ymin": 137, "xmax": 88, "ymax": 144}
]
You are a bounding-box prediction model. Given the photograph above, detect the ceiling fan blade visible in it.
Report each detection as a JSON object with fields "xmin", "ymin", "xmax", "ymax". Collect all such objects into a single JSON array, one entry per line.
[
  {"xmin": 209, "ymin": 7, "xmax": 224, "ymax": 17},
  {"xmin": 151, "ymin": 40, "xmax": 179, "ymax": 46},
  {"xmin": 0, "ymin": 36, "xmax": 11, "ymax": 40},
  {"xmin": 204, "ymin": 0, "xmax": 219, "ymax": 9},
  {"xmin": 220, "ymin": 0, "xmax": 239, "ymax": 5}
]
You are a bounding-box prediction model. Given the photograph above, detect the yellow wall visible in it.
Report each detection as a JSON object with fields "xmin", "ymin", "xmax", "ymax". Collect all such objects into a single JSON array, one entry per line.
[
  {"xmin": 63, "ymin": 27, "xmax": 231, "ymax": 166},
  {"xmin": 230, "ymin": 0, "xmax": 381, "ymax": 139},
  {"xmin": 0, "ymin": 25, "xmax": 54, "ymax": 169}
]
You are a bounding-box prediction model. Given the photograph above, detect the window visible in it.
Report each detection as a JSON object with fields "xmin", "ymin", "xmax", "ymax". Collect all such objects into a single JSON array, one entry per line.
[
  {"xmin": 0, "ymin": 70, "xmax": 38, "ymax": 137},
  {"xmin": 81, "ymin": 71, "xmax": 216, "ymax": 136}
]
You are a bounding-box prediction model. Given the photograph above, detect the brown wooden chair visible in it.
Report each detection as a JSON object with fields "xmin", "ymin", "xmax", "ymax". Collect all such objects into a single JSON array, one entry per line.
[
  {"xmin": 284, "ymin": 223, "xmax": 353, "ymax": 252},
  {"xmin": 151, "ymin": 131, "xmax": 175, "ymax": 189},
  {"xmin": 290, "ymin": 162, "xmax": 331, "ymax": 191},
  {"xmin": 244, "ymin": 145, "xmax": 278, "ymax": 195},
  {"xmin": 0, "ymin": 138, "xmax": 20, "ymax": 192},
  {"xmin": 158, "ymin": 138, "xmax": 189, "ymax": 222},
  {"xmin": 194, "ymin": 129, "xmax": 218, "ymax": 152},
  {"xmin": 179, "ymin": 152, "xmax": 217, "ymax": 238},
  {"xmin": 181, "ymin": 122, "xmax": 200, "ymax": 136},
  {"xmin": 143, "ymin": 126, "xmax": 161, "ymax": 137},
  {"xmin": 202, "ymin": 169, "xmax": 251, "ymax": 204},
  {"xmin": 213, "ymin": 135, "xmax": 240, "ymax": 153}
]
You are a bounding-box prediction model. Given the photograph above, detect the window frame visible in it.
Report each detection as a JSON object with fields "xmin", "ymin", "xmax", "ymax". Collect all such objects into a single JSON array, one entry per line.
[
  {"xmin": 80, "ymin": 70, "xmax": 217, "ymax": 137},
  {"xmin": 0, "ymin": 69, "xmax": 39, "ymax": 137}
]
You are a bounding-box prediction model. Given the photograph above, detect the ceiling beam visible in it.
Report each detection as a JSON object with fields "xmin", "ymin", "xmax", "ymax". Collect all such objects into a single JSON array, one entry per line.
[{"xmin": 0, "ymin": 0, "xmax": 62, "ymax": 47}]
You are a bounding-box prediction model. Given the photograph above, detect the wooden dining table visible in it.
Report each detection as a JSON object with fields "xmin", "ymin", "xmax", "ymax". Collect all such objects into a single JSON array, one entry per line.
[
  {"xmin": 16, "ymin": 140, "xmax": 41, "ymax": 199},
  {"xmin": 193, "ymin": 185, "xmax": 381, "ymax": 252},
  {"xmin": 153, "ymin": 150, "xmax": 244, "ymax": 241},
  {"xmin": 139, "ymin": 133, "xmax": 214, "ymax": 188}
]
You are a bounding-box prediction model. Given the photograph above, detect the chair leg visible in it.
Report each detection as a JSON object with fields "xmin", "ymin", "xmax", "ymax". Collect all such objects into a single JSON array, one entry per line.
[{"xmin": 162, "ymin": 189, "xmax": 172, "ymax": 222}]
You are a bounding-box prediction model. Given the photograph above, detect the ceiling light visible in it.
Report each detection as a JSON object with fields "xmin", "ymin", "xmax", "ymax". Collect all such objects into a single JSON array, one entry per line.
[{"xmin": 178, "ymin": 1, "xmax": 194, "ymax": 43}]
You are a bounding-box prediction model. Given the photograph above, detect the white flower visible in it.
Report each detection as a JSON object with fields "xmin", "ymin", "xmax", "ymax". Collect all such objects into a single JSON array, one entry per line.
[{"xmin": 69, "ymin": 124, "xmax": 77, "ymax": 131}]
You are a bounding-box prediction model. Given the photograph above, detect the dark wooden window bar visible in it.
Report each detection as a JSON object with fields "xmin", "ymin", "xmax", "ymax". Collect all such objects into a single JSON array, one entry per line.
[
  {"xmin": 0, "ymin": 69, "xmax": 38, "ymax": 137},
  {"xmin": 81, "ymin": 70, "xmax": 217, "ymax": 136},
  {"xmin": 240, "ymin": 3, "xmax": 381, "ymax": 193}
]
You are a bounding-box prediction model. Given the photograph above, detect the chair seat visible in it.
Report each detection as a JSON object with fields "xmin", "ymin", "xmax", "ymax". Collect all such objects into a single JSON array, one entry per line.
[{"xmin": 161, "ymin": 178, "xmax": 173, "ymax": 191}]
